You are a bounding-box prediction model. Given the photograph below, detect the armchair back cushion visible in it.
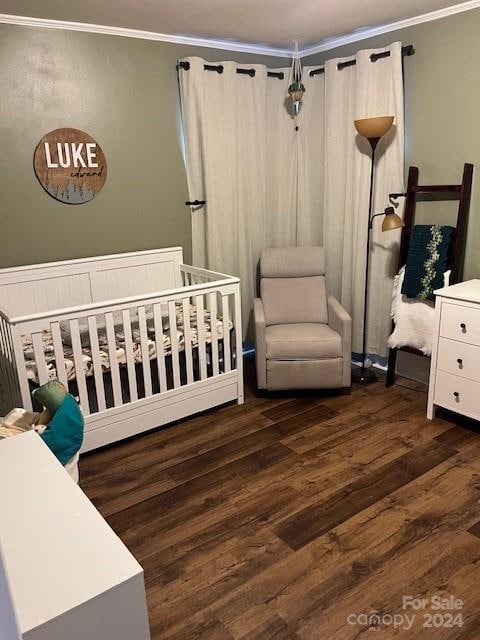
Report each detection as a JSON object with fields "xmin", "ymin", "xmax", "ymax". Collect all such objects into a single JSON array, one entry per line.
[
  {"xmin": 261, "ymin": 276, "xmax": 328, "ymax": 326},
  {"xmin": 260, "ymin": 247, "xmax": 328, "ymax": 326},
  {"xmin": 261, "ymin": 247, "xmax": 326, "ymax": 278}
]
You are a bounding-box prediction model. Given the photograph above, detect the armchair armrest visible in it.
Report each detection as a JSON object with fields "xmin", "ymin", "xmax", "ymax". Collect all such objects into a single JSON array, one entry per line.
[
  {"xmin": 328, "ymin": 295, "xmax": 352, "ymax": 387},
  {"xmin": 253, "ymin": 298, "xmax": 267, "ymax": 390}
]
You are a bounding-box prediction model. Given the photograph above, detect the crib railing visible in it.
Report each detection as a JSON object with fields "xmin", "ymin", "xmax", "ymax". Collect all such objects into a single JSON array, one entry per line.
[
  {"xmin": 0, "ymin": 311, "xmax": 22, "ymax": 413},
  {"xmin": 180, "ymin": 264, "xmax": 235, "ymax": 287},
  {"xmin": 3, "ymin": 272, "xmax": 242, "ymax": 419}
]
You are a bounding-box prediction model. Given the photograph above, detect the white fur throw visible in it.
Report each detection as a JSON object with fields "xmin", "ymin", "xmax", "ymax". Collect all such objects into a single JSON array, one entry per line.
[{"xmin": 387, "ymin": 267, "xmax": 450, "ymax": 356}]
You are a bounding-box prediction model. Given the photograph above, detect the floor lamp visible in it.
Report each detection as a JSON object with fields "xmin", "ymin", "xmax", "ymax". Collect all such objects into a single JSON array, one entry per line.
[{"xmin": 352, "ymin": 116, "xmax": 404, "ymax": 383}]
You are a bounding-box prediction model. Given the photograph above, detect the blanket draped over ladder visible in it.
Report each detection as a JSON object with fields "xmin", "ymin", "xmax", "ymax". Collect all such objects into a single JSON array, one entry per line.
[{"xmin": 401, "ymin": 225, "xmax": 454, "ymax": 301}]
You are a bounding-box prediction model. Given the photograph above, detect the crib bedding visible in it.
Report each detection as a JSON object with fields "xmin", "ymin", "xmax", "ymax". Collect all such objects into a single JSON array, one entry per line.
[{"xmin": 22, "ymin": 303, "xmax": 232, "ymax": 384}]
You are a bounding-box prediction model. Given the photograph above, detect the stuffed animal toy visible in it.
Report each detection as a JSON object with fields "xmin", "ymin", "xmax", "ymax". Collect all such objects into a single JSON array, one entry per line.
[
  {"xmin": 32, "ymin": 380, "xmax": 84, "ymax": 465},
  {"xmin": 0, "ymin": 380, "xmax": 84, "ymax": 467},
  {"xmin": 32, "ymin": 380, "xmax": 69, "ymax": 427}
]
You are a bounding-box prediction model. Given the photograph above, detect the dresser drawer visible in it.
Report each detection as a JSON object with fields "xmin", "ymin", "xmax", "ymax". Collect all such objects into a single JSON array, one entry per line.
[
  {"xmin": 440, "ymin": 302, "xmax": 480, "ymax": 346},
  {"xmin": 437, "ymin": 338, "xmax": 480, "ymax": 383},
  {"xmin": 434, "ymin": 371, "xmax": 480, "ymax": 419}
]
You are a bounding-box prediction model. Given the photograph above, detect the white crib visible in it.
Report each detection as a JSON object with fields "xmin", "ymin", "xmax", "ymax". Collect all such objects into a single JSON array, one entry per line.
[{"xmin": 0, "ymin": 248, "xmax": 243, "ymax": 452}]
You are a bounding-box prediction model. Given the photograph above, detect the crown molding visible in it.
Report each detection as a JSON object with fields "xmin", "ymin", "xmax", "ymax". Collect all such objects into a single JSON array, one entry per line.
[
  {"xmin": 1, "ymin": 0, "xmax": 479, "ymax": 60},
  {"xmin": 0, "ymin": 13, "xmax": 292, "ymax": 58},
  {"xmin": 300, "ymin": 0, "xmax": 480, "ymax": 57}
]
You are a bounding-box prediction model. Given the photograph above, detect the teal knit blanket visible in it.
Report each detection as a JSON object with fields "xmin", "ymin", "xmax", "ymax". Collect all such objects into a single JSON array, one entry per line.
[
  {"xmin": 401, "ymin": 224, "xmax": 454, "ymax": 300},
  {"xmin": 40, "ymin": 394, "xmax": 84, "ymax": 465}
]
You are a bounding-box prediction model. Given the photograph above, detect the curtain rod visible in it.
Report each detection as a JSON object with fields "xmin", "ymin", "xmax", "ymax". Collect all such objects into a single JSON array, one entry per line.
[
  {"xmin": 177, "ymin": 60, "xmax": 285, "ymax": 79},
  {"xmin": 177, "ymin": 44, "xmax": 414, "ymax": 80},
  {"xmin": 308, "ymin": 44, "xmax": 414, "ymax": 76}
]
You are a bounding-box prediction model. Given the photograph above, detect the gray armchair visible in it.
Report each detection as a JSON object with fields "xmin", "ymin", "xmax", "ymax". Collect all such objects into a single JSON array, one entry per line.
[{"xmin": 254, "ymin": 247, "xmax": 351, "ymax": 391}]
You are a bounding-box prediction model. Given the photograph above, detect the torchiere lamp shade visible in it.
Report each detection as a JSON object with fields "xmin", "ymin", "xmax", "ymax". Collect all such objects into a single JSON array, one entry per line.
[
  {"xmin": 354, "ymin": 116, "xmax": 394, "ymax": 139},
  {"xmin": 382, "ymin": 206, "xmax": 404, "ymax": 231}
]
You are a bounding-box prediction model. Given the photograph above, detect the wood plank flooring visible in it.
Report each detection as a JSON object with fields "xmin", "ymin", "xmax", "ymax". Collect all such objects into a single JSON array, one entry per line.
[{"xmin": 79, "ymin": 367, "xmax": 480, "ymax": 639}]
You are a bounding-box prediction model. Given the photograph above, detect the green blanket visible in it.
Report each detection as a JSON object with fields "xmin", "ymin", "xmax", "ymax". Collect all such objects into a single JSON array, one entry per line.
[{"xmin": 402, "ymin": 224, "xmax": 454, "ymax": 300}]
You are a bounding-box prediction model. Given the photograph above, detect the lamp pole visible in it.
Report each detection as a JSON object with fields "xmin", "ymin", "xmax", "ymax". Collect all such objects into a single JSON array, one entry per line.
[{"xmin": 355, "ymin": 136, "xmax": 380, "ymax": 383}]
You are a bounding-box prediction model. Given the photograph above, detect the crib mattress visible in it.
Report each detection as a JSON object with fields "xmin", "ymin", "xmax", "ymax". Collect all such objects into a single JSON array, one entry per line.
[{"xmin": 22, "ymin": 304, "xmax": 232, "ymax": 384}]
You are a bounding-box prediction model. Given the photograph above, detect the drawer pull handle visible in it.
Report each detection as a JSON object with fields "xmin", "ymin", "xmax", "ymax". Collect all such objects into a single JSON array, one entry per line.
[
  {"xmin": 460, "ymin": 323, "xmax": 467, "ymax": 332},
  {"xmin": 457, "ymin": 358, "xmax": 463, "ymax": 366},
  {"xmin": 453, "ymin": 391, "xmax": 460, "ymax": 400}
]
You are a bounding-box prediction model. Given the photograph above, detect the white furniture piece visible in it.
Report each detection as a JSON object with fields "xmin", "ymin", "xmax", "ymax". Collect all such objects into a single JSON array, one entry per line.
[
  {"xmin": 427, "ymin": 280, "xmax": 480, "ymax": 421},
  {"xmin": 0, "ymin": 543, "xmax": 21, "ymax": 640},
  {"xmin": 0, "ymin": 247, "xmax": 243, "ymax": 452},
  {"xmin": 0, "ymin": 431, "xmax": 151, "ymax": 640}
]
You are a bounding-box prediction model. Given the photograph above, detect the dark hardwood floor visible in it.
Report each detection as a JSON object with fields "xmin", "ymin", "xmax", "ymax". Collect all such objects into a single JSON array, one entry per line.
[{"xmin": 80, "ymin": 365, "xmax": 480, "ymax": 639}]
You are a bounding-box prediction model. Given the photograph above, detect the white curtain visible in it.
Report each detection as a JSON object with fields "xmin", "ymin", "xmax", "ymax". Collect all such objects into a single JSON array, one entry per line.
[
  {"xmin": 297, "ymin": 67, "xmax": 325, "ymax": 246},
  {"xmin": 179, "ymin": 57, "xmax": 301, "ymax": 334},
  {"xmin": 264, "ymin": 68, "xmax": 298, "ymax": 249},
  {"xmin": 324, "ymin": 42, "xmax": 405, "ymax": 356},
  {"xmin": 179, "ymin": 44, "xmax": 404, "ymax": 354}
]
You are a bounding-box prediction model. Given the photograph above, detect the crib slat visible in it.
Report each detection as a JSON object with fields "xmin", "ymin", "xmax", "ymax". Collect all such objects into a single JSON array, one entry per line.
[
  {"xmin": 138, "ymin": 306, "xmax": 153, "ymax": 397},
  {"xmin": 169, "ymin": 301, "xmax": 181, "ymax": 389},
  {"xmin": 32, "ymin": 332, "xmax": 50, "ymax": 386},
  {"xmin": 5, "ymin": 324, "xmax": 22, "ymax": 406},
  {"xmin": 0, "ymin": 319, "xmax": 16, "ymax": 400},
  {"xmin": 122, "ymin": 309, "xmax": 138, "ymax": 402},
  {"xmin": 87, "ymin": 316, "xmax": 107, "ymax": 412},
  {"xmin": 50, "ymin": 321, "xmax": 68, "ymax": 389},
  {"xmin": 69, "ymin": 319, "xmax": 90, "ymax": 414},
  {"xmin": 222, "ymin": 296, "xmax": 231, "ymax": 373},
  {"xmin": 209, "ymin": 292, "xmax": 219, "ymax": 377},
  {"xmin": 9, "ymin": 327, "xmax": 32, "ymax": 411},
  {"xmin": 195, "ymin": 295, "xmax": 207, "ymax": 380},
  {"xmin": 153, "ymin": 303, "xmax": 167, "ymax": 393},
  {"xmin": 0, "ymin": 319, "xmax": 14, "ymax": 408},
  {"xmin": 105, "ymin": 312, "xmax": 122, "ymax": 407},
  {"xmin": 182, "ymin": 297, "xmax": 194, "ymax": 385}
]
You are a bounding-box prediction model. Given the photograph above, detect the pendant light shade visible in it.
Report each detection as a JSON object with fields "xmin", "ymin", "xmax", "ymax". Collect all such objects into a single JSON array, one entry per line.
[{"xmin": 354, "ymin": 116, "xmax": 394, "ymax": 139}]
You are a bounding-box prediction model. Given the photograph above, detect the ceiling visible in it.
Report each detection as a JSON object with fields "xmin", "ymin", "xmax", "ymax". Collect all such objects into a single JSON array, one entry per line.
[{"xmin": 0, "ymin": 0, "xmax": 472, "ymax": 53}]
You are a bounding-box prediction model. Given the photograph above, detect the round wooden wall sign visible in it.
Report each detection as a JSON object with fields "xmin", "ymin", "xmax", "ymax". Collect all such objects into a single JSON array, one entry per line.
[{"xmin": 34, "ymin": 128, "xmax": 107, "ymax": 204}]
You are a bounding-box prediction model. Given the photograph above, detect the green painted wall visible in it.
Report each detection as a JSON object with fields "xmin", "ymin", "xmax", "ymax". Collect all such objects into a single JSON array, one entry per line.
[
  {"xmin": 304, "ymin": 8, "xmax": 480, "ymax": 280},
  {"xmin": 0, "ymin": 24, "xmax": 284, "ymax": 268},
  {"xmin": 3, "ymin": 11, "xmax": 480, "ymax": 277}
]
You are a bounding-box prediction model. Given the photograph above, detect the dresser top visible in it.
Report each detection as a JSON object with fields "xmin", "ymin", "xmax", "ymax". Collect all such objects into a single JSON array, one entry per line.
[{"xmin": 435, "ymin": 279, "xmax": 480, "ymax": 303}]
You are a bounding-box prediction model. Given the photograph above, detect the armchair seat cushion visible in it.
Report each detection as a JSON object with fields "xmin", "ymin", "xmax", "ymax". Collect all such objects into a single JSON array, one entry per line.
[{"xmin": 265, "ymin": 323, "xmax": 342, "ymax": 361}]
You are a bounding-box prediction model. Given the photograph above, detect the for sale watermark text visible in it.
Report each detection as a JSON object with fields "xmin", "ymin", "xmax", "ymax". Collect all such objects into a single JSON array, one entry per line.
[{"xmin": 347, "ymin": 593, "xmax": 464, "ymax": 632}]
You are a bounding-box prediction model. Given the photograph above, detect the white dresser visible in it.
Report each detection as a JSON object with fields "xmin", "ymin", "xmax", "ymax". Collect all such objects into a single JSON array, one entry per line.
[
  {"xmin": 428, "ymin": 280, "xmax": 480, "ymax": 421},
  {"xmin": 0, "ymin": 431, "xmax": 151, "ymax": 640}
]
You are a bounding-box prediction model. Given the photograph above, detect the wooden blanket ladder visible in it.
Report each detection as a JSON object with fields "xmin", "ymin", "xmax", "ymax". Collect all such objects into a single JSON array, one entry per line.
[{"xmin": 386, "ymin": 162, "xmax": 474, "ymax": 387}]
